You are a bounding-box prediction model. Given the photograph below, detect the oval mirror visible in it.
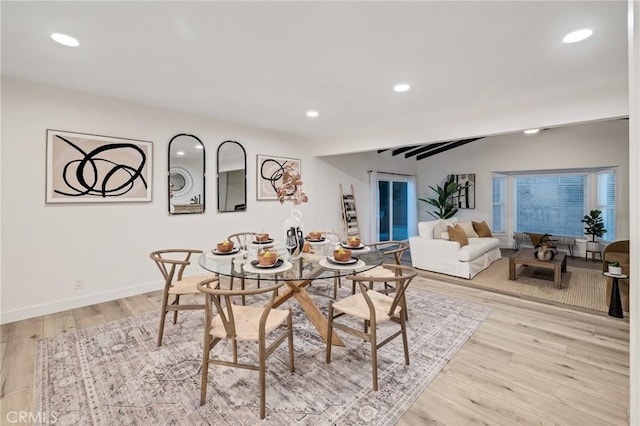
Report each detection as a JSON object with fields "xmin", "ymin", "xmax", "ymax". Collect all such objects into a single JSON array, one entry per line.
[
  {"xmin": 217, "ymin": 140, "xmax": 246, "ymax": 212},
  {"xmin": 168, "ymin": 133, "xmax": 205, "ymax": 214}
]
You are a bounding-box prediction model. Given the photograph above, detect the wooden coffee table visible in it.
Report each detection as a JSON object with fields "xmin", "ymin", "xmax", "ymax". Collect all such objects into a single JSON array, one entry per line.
[{"xmin": 509, "ymin": 248, "xmax": 567, "ymax": 288}]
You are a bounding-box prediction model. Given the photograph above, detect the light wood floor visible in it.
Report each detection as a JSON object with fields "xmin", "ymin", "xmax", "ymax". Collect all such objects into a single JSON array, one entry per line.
[{"xmin": 0, "ymin": 277, "xmax": 630, "ymax": 425}]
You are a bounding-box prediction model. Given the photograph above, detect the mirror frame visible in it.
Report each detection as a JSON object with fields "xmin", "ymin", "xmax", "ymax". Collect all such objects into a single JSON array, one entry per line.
[
  {"xmin": 216, "ymin": 140, "xmax": 247, "ymax": 213},
  {"xmin": 167, "ymin": 133, "xmax": 205, "ymax": 214}
]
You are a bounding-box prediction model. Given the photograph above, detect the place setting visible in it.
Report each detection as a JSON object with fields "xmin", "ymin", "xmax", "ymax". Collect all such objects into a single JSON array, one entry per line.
[
  {"xmin": 339, "ymin": 236, "xmax": 371, "ymax": 254},
  {"xmin": 243, "ymin": 248, "xmax": 292, "ymax": 274},
  {"xmin": 319, "ymin": 246, "xmax": 365, "ymax": 270},
  {"xmin": 248, "ymin": 232, "xmax": 277, "ymax": 248},
  {"xmin": 206, "ymin": 240, "xmax": 246, "ymax": 258}
]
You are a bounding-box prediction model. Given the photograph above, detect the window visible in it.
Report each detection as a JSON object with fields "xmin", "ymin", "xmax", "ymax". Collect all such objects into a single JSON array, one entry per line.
[
  {"xmin": 597, "ymin": 170, "xmax": 616, "ymax": 240},
  {"xmin": 492, "ymin": 168, "xmax": 616, "ymax": 240},
  {"xmin": 492, "ymin": 175, "xmax": 506, "ymax": 233}
]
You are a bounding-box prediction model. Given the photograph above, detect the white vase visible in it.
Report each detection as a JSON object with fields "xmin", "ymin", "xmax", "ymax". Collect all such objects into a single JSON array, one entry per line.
[
  {"xmin": 608, "ymin": 265, "xmax": 622, "ymax": 275},
  {"xmin": 585, "ymin": 241, "xmax": 600, "ymax": 252},
  {"xmin": 283, "ymin": 204, "xmax": 304, "ymax": 259}
]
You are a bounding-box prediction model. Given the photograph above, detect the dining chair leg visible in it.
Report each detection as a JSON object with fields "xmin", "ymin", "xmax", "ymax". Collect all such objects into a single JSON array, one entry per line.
[
  {"xmin": 326, "ymin": 303, "xmax": 334, "ymax": 363},
  {"xmin": 370, "ymin": 326, "xmax": 378, "ymax": 391},
  {"xmin": 232, "ymin": 339, "xmax": 238, "ymax": 364},
  {"xmin": 287, "ymin": 312, "xmax": 295, "ymax": 372},
  {"xmin": 259, "ymin": 343, "xmax": 267, "ymax": 419},
  {"xmin": 172, "ymin": 295, "xmax": 180, "ymax": 324},
  {"xmin": 157, "ymin": 291, "xmax": 170, "ymax": 347},
  {"xmin": 401, "ymin": 316, "xmax": 410, "ymax": 365},
  {"xmin": 200, "ymin": 339, "xmax": 211, "ymax": 406}
]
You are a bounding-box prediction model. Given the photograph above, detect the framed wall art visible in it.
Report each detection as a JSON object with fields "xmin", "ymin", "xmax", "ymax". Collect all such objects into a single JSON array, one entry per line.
[
  {"xmin": 452, "ymin": 173, "xmax": 475, "ymax": 209},
  {"xmin": 256, "ymin": 154, "xmax": 301, "ymax": 201},
  {"xmin": 46, "ymin": 129, "xmax": 153, "ymax": 203}
]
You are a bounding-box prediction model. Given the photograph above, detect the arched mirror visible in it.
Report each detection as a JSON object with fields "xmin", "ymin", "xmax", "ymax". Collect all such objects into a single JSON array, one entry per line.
[
  {"xmin": 217, "ymin": 140, "xmax": 246, "ymax": 212},
  {"xmin": 168, "ymin": 133, "xmax": 205, "ymax": 214}
]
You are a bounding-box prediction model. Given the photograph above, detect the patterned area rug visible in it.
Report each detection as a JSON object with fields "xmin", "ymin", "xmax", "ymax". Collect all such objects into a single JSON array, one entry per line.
[
  {"xmin": 33, "ymin": 283, "xmax": 490, "ymax": 425},
  {"xmin": 416, "ymin": 257, "xmax": 608, "ymax": 312}
]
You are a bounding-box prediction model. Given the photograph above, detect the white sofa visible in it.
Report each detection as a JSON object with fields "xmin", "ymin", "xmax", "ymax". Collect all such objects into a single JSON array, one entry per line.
[{"xmin": 409, "ymin": 218, "xmax": 501, "ymax": 279}]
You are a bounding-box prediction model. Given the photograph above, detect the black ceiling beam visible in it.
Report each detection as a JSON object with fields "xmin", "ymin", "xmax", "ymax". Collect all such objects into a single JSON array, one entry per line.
[
  {"xmin": 417, "ymin": 137, "xmax": 484, "ymax": 161},
  {"xmin": 377, "ymin": 149, "xmax": 389, "ymax": 153},
  {"xmin": 391, "ymin": 145, "xmax": 420, "ymax": 156},
  {"xmin": 404, "ymin": 141, "xmax": 451, "ymax": 158}
]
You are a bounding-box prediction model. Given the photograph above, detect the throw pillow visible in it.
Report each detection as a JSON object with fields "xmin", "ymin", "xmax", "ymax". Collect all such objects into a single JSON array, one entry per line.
[
  {"xmin": 432, "ymin": 220, "xmax": 448, "ymax": 239},
  {"xmin": 447, "ymin": 225, "xmax": 469, "ymax": 247},
  {"xmin": 472, "ymin": 220, "xmax": 493, "ymax": 237},
  {"xmin": 457, "ymin": 221, "xmax": 479, "ymax": 238},
  {"xmin": 418, "ymin": 220, "xmax": 441, "ymax": 239},
  {"xmin": 432, "ymin": 217, "xmax": 459, "ymax": 239}
]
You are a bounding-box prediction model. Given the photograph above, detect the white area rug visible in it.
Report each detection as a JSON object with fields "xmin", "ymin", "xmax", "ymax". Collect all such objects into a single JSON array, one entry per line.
[{"xmin": 33, "ymin": 283, "xmax": 490, "ymax": 425}]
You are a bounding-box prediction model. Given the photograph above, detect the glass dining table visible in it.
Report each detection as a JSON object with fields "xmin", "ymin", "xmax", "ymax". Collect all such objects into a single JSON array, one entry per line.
[{"xmin": 198, "ymin": 241, "xmax": 384, "ymax": 347}]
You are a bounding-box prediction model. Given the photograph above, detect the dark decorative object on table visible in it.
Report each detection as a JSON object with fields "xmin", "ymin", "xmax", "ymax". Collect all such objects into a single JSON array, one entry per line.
[{"xmin": 534, "ymin": 244, "xmax": 556, "ymax": 261}]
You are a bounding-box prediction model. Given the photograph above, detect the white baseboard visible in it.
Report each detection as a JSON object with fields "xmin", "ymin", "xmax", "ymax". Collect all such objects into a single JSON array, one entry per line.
[{"xmin": 0, "ymin": 280, "xmax": 162, "ymax": 325}]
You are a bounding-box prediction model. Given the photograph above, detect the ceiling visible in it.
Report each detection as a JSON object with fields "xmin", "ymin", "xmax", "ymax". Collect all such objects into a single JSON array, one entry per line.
[{"xmin": 1, "ymin": 1, "xmax": 629, "ymax": 156}]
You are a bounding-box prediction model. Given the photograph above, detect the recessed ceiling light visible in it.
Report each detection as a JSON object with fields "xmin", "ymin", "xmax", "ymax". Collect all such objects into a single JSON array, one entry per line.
[
  {"xmin": 393, "ymin": 83, "xmax": 410, "ymax": 93},
  {"xmin": 562, "ymin": 29, "xmax": 593, "ymax": 44},
  {"xmin": 50, "ymin": 33, "xmax": 79, "ymax": 47},
  {"xmin": 177, "ymin": 151, "xmax": 185, "ymax": 156},
  {"xmin": 195, "ymin": 145, "xmax": 203, "ymax": 149},
  {"xmin": 306, "ymin": 110, "xmax": 319, "ymax": 118},
  {"xmin": 524, "ymin": 129, "xmax": 540, "ymax": 135}
]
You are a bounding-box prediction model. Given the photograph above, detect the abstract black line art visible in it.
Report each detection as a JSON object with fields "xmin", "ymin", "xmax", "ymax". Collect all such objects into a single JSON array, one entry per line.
[
  {"xmin": 260, "ymin": 159, "xmax": 296, "ymax": 196},
  {"xmin": 256, "ymin": 155, "xmax": 301, "ymax": 201},
  {"xmin": 46, "ymin": 130, "xmax": 152, "ymax": 203}
]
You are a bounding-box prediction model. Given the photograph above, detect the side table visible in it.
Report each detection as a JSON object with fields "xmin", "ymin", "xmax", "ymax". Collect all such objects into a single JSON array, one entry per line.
[{"xmin": 603, "ymin": 272, "xmax": 627, "ymax": 318}]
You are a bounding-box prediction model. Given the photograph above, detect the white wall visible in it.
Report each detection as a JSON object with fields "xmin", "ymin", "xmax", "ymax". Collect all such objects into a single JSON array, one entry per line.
[
  {"xmin": 0, "ymin": 77, "xmax": 416, "ymax": 323},
  {"xmin": 416, "ymin": 119, "xmax": 630, "ymax": 250}
]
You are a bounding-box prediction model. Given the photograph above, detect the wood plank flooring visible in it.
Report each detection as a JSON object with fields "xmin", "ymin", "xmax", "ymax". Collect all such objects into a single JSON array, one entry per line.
[{"xmin": 0, "ymin": 276, "xmax": 630, "ymax": 425}]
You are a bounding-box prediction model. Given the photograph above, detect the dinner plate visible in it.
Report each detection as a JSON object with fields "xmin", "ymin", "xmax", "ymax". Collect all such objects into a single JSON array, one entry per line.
[
  {"xmin": 211, "ymin": 247, "xmax": 240, "ymax": 256},
  {"xmin": 252, "ymin": 238, "xmax": 275, "ymax": 245},
  {"xmin": 250, "ymin": 259, "xmax": 284, "ymax": 269},
  {"xmin": 340, "ymin": 242, "xmax": 365, "ymax": 250},
  {"xmin": 326, "ymin": 256, "xmax": 358, "ymax": 266},
  {"xmin": 305, "ymin": 237, "xmax": 326, "ymax": 242}
]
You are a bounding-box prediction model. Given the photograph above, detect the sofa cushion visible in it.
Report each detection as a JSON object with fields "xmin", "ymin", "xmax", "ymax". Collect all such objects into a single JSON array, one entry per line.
[
  {"xmin": 418, "ymin": 220, "xmax": 441, "ymax": 239},
  {"xmin": 447, "ymin": 225, "xmax": 469, "ymax": 247},
  {"xmin": 458, "ymin": 221, "xmax": 479, "ymax": 238},
  {"xmin": 433, "ymin": 217, "xmax": 459, "ymax": 240},
  {"xmin": 458, "ymin": 237, "xmax": 500, "ymax": 261},
  {"xmin": 472, "ymin": 221, "xmax": 493, "ymax": 237}
]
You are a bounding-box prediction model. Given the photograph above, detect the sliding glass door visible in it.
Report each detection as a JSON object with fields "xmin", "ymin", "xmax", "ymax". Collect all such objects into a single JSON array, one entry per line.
[{"xmin": 370, "ymin": 172, "xmax": 417, "ymax": 241}]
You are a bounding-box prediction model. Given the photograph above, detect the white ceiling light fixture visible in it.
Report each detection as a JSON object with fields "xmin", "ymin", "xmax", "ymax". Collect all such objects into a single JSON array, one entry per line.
[
  {"xmin": 50, "ymin": 33, "xmax": 80, "ymax": 47},
  {"xmin": 562, "ymin": 28, "xmax": 593, "ymax": 44},
  {"xmin": 306, "ymin": 110, "xmax": 319, "ymax": 118},
  {"xmin": 177, "ymin": 151, "xmax": 185, "ymax": 156},
  {"xmin": 393, "ymin": 83, "xmax": 411, "ymax": 93},
  {"xmin": 524, "ymin": 129, "xmax": 540, "ymax": 135}
]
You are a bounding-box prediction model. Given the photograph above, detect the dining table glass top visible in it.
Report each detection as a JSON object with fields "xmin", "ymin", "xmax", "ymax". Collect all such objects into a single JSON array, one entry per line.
[{"xmin": 198, "ymin": 243, "xmax": 385, "ymax": 282}]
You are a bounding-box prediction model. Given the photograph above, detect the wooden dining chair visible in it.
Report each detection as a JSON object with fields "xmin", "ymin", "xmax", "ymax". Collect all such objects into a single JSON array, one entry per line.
[
  {"xmin": 227, "ymin": 231, "xmax": 260, "ymax": 251},
  {"xmin": 326, "ymin": 263, "xmax": 417, "ymax": 390},
  {"xmin": 197, "ymin": 276, "xmax": 294, "ymax": 419},
  {"xmin": 149, "ymin": 249, "xmax": 217, "ymax": 346},
  {"xmin": 349, "ymin": 241, "xmax": 410, "ymax": 294}
]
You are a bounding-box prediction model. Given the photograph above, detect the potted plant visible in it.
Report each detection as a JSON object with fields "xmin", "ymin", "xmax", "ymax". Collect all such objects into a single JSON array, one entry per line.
[
  {"xmin": 581, "ymin": 209, "xmax": 606, "ymax": 252},
  {"xmin": 608, "ymin": 261, "xmax": 622, "ymax": 275},
  {"xmin": 419, "ymin": 175, "xmax": 462, "ymax": 219}
]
